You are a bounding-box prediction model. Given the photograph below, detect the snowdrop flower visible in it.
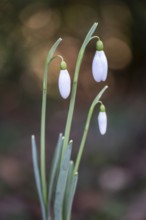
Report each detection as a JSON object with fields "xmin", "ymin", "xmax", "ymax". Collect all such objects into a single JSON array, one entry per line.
[
  {"xmin": 58, "ymin": 61, "xmax": 71, "ymax": 99},
  {"xmin": 98, "ymin": 104, "xmax": 107, "ymax": 135},
  {"xmin": 92, "ymin": 40, "xmax": 108, "ymax": 82}
]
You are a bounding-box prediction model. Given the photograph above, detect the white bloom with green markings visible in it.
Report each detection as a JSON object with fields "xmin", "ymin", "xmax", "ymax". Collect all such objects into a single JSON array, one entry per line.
[
  {"xmin": 58, "ymin": 61, "xmax": 71, "ymax": 99},
  {"xmin": 92, "ymin": 40, "xmax": 108, "ymax": 82},
  {"xmin": 98, "ymin": 104, "xmax": 107, "ymax": 135}
]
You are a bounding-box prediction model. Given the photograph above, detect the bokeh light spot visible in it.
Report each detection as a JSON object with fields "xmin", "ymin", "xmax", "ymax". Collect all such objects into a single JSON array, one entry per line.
[
  {"xmin": 20, "ymin": 3, "xmax": 61, "ymax": 41},
  {"xmin": 105, "ymin": 37, "xmax": 132, "ymax": 70}
]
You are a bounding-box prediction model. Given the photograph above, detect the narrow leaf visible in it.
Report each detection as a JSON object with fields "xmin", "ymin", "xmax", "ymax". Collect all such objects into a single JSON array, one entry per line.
[
  {"xmin": 67, "ymin": 174, "xmax": 78, "ymax": 220},
  {"xmin": 48, "ymin": 133, "xmax": 64, "ymax": 219},
  {"xmin": 31, "ymin": 135, "xmax": 47, "ymax": 220},
  {"xmin": 63, "ymin": 161, "xmax": 74, "ymax": 219},
  {"xmin": 54, "ymin": 141, "xmax": 73, "ymax": 220},
  {"xmin": 64, "ymin": 162, "xmax": 78, "ymax": 220}
]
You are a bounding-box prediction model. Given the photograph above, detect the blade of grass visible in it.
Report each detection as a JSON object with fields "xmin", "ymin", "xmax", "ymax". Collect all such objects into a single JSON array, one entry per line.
[{"xmin": 31, "ymin": 135, "xmax": 47, "ymax": 220}]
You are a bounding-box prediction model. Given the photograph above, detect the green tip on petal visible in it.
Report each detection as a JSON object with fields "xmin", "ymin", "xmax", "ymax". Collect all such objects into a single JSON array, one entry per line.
[
  {"xmin": 96, "ymin": 40, "xmax": 104, "ymax": 51},
  {"xmin": 100, "ymin": 104, "xmax": 105, "ymax": 112},
  {"xmin": 60, "ymin": 61, "xmax": 67, "ymax": 70}
]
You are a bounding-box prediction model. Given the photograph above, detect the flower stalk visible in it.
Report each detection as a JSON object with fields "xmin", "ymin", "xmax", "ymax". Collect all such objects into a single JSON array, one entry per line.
[
  {"xmin": 61, "ymin": 22, "xmax": 98, "ymax": 159},
  {"xmin": 74, "ymin": 85, "xmax": 108, "ymax": 174},
  {"xmin": 40, "ymin": 38, "xmax": 62, "ymax": 208}
]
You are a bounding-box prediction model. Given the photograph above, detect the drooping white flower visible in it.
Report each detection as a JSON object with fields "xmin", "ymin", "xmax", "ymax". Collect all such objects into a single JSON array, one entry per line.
[
  {"xmin": 98, "ymin": 104, "xmax": 107, "ymax": 135},
  {"xmin": 58, "ymin": 62, "xmax": 71, "ymax": 99},
  {"xmin": 92, "ymin": 40, "xmax": 108, "ymax": 82}
]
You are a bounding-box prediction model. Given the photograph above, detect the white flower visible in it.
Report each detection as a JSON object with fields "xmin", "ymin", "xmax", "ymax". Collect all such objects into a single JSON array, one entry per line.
[
  {"xmin": 92, "ymin": 50, "xmax": 108, "ymax": 82},
  {"xmin": 58, "ymin": 69, "xmax": 71, "ymax": 99},
  {"xmin": 98, "ymin": 111, "xmax": 107, "ymax": 135}
]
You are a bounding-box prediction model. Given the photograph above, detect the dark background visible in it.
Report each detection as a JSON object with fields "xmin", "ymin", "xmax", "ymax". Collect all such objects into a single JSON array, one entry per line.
[{"xmin": 1, "ymin": 0, "xmax": 146, "ymax": 219}]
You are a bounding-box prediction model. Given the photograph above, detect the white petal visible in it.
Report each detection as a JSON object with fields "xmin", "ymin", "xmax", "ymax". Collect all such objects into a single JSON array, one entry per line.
[
  {"xmin": 92, "ymin": 51, "xmax": 108, "ymax": 82},
  {"xmin": 99, "ymin": 51, "xmax": 108, "ymax": 81},
  {"xmin": 58, "ymin": 69, "xmax": 71, "ymax": 99},
  {"xmin": 98, "ymin": 112, "xmax": 107, "ymax": 135},
  {"xmin": 92, "ymin": 51, "xmax": 103, "ymax": 82}
]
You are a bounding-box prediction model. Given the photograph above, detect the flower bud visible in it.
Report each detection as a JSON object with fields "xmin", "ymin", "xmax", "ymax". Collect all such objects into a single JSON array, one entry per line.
[
  {"xmin": 98, "ymin": 104, "xmax": 107, "ymax": 135},
  {"xmin": 58, "ymin": 61, "xmax": 71, "ymax": 99},
  {"xmin": 92, "ymin": 40, "xmax": 108, "ymax": 82}
]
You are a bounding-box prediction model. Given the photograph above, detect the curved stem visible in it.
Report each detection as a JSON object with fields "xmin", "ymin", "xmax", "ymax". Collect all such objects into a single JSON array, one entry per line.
[
  {"xmin": 61, "ymin": 22, "xmax": 98, "ymax": 159},
  {"xmin": 74, "ymin": 85, "xmax": 108, "ymax": 174},
  {"xmin": 90, "ymin": 35, "xmax": 100, "ymax": 41},
  {"xmin": 40, "ymin": 38, "xmax": 62, "ymax": 209},
  {"xmin": 50, "ymin": 55, "xmax": 64, "ymax": 63}
]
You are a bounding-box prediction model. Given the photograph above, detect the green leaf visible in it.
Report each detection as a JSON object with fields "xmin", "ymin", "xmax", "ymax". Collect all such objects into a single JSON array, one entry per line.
[
  {"xmin": 48, "ymin": 133, "xmax": 64, "ymax": 219},
  {"xmin": 31, "ymin": 135, "xmax": 47, "ymax": 220},
  {"xmin": 54, "ymin": 141, "xmax": 73, "ymax": 220},
  {"xmin": 63, "ymin": 161, "xmax": 78, "ymax": 220},
  {"xmin": 63, "ymin": 161, "xmax": 74, "ymax": 219}
]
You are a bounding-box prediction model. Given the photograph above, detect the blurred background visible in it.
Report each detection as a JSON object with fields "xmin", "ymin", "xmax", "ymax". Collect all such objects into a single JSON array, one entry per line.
[{"xmin": 1, "ymin": 0, "xmax": 146, "ymax": 219}]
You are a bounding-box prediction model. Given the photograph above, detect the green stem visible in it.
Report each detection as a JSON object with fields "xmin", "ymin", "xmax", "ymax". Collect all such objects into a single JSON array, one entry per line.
[
  {"xmin": 90, "ymin": 36, "xmax": 100, "ymax": 41},
  {"xmin": 74, "ymin": 85, "xmax": 108, "ymax": 174},
  {"xmin": 40, "ymin": 64, "xmax": 48, "ymax": 208},
  {"xmin": 61, "ymin": 22, "xmax": 98, "ymax": 159},
  {"xmin": 40, "ymin": 38, "xmax": 62, "ymax": 209}
]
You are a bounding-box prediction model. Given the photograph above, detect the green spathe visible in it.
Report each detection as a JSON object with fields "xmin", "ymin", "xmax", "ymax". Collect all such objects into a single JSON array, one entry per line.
[
  {"xmin": 100, "ymin": 103, "xmax": 106, "ymax": 112},
  {"xmin": 96, "ymin": 40, "xmax": 104, "ymax": 51},
  {"xmin": 60, "ymin": 61, "xmax": 67, "ymax": 70}
]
